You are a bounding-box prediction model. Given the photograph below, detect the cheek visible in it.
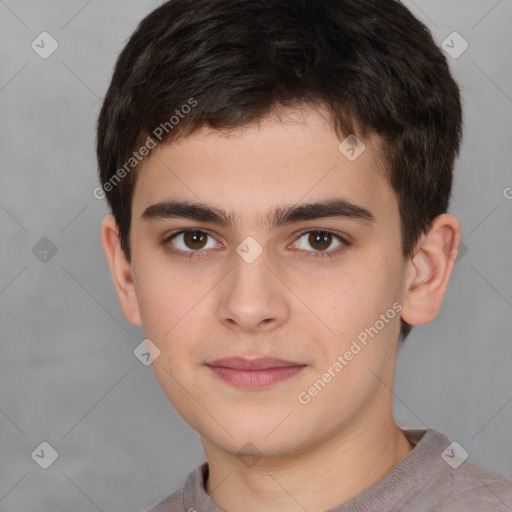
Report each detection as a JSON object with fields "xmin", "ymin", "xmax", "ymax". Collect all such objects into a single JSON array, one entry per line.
[
  {"xmin": 135, "ymin": 256, "xmax": 207, "ymax": 337},
  {"xmin": 309, "ymin": 256, "xmax": 399, "ymax": 346},
  {"xmin": 134, "ymin": 264, "xmax": 213, "ymax": 384}
]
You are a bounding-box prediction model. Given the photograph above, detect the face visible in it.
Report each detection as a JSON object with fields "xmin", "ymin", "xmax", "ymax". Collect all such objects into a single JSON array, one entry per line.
[{"xmin": 125, "ymin": 106, "xmax": 411, "ymax": 458}]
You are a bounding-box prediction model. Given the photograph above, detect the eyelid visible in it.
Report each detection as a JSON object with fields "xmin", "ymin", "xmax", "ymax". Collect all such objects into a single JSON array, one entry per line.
[
  {"xmin": 164, "ymin": 228, "xmax": 223, "ymax": 250},
  {"xmin": 293, "ymin": 227, "xmax": 349, "ymax": 241},
  {"xmin": 290, "ymin": 229, "xmax": 350, "ymax": 254}
]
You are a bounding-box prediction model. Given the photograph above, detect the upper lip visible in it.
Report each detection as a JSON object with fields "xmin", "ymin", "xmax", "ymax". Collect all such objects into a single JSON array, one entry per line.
[{"xmin": 206, "ymin": 357, "xmax": 305, "ymax": 370}]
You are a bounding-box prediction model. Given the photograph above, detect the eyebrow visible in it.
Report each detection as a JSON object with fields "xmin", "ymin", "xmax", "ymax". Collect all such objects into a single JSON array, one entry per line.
[{"xmin": 141, "ymin": 198, "xmax": 375, "ymax": 229}]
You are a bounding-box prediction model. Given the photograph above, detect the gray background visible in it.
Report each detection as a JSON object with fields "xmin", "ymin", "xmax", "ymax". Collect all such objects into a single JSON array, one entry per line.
[{"xmin": 0, "ymin": 0, "xmax": 511, "ymax": 511}]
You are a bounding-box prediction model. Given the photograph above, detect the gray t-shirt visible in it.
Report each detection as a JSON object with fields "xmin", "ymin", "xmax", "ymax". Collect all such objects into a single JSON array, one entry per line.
[{"xmin": 144, "ymin": 428, "xmax": 512, "ymax": 511}]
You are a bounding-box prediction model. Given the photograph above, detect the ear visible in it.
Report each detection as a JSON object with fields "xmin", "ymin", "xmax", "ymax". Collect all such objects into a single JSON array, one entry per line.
[
  {"xmin": 101, "ymin": 215, "xmax": 142, "ymax": 326},
  {"xmin": 401, "ymin": 213, "xmax": 461, "ymax": 326}
]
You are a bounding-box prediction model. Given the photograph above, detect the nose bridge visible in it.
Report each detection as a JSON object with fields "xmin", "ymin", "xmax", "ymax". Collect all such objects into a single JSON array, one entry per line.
[{"xmin": 217, "ymin": 239, "xmax": 289, "ymax": 330}]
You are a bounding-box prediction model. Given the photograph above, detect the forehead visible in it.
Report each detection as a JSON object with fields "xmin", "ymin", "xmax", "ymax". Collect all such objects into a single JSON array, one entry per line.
[{"xmin": 131, "ymin": 107, "xmax": 397, "ymax": 228}]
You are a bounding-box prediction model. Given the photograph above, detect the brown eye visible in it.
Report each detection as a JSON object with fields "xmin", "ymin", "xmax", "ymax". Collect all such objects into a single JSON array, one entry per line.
[
  {"xmin": 293, "ymin": 229, "xmax": 348, "ymax": 257},
  {"xmin": 183, "ymin": 231, "xmax": 208, "ymax": 250},
  {"xmin": 308, "ymin": 231, "xmax": 333, "ymax": 251},
  {"xmin": 168, "ymin": 230, "xmax": 219, "ymax": 253}
]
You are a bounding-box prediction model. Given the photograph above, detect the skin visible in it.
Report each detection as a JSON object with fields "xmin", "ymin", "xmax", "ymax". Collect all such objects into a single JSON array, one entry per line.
[{"xmin": 102, "ymin": 105, "xmax": 461, "ymax": 512}]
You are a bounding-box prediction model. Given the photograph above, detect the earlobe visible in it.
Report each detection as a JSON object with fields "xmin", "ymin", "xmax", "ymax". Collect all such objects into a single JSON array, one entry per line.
[
  {"xmin": 101, "ymin": 215, "xmax": 142, "ymax": 326},
  {"xmin": 400, "ymin": 214, "xmax": 461, "ymax": 326}
]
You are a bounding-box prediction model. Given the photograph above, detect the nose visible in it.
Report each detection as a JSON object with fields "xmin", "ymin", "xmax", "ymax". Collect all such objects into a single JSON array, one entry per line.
[{"xmin": 216, "ymin": 245, "xmax": 290, "ymax": 332}]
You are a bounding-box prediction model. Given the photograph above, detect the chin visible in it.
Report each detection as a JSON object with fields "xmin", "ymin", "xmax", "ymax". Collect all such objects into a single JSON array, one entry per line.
[{"xmin": 201, "ymin": 420, "xmax": 317, "ymax": 460}]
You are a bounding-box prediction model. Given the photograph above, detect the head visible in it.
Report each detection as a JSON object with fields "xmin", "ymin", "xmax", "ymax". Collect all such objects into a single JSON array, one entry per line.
[{"xmin": 98, "ymin": 0, "xmax": 462, "ymax": 460}]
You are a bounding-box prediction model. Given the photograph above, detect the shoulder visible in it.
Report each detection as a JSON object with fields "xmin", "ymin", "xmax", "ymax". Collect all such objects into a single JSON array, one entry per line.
[
  {"xmin": 421, "ymin": 454, "xmax": 512, "ymax": 512},
  {"xmin": 427, "ymin": 459, "xmax": 512, "ymax": 511},
  {"xmin": 142, "ymin": 488, "xmax": 183, "ymax": 512},
  {"xmin": 141, "ymin": 462, "xmax": 209, "ymax": 512},
  {"xmin": 394, "ymin": 428, "xmax": 512, "ymax": 511}
]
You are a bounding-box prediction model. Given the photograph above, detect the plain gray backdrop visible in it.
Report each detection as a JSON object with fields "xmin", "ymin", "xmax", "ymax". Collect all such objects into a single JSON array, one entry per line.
[{"xmin": 0, "ymin": 1, "xmax": 511, "ymax": 511}]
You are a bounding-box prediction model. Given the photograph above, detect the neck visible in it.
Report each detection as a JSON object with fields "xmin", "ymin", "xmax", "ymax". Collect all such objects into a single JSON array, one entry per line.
[{"xmin": 202, "ymin": 414, "xmax": 413, "ymax": 512}]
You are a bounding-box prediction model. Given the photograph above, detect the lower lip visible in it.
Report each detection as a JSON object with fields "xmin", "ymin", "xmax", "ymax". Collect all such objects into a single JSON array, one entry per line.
[{"xmin": 206, "ymin": 365, "xmax": 306, "ymax": 389}]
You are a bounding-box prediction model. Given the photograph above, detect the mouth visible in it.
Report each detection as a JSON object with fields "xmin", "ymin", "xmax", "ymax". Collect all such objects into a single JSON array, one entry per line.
[{"xmin": 205, "ymin": 357, "xmax": 307, "ymax": 389}]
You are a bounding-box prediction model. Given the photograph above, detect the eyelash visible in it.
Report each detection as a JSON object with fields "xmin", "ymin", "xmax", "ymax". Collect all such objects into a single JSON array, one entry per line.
[{"xmin": 162, "ymin": 229, "xmax": 351, "ymax": 260}]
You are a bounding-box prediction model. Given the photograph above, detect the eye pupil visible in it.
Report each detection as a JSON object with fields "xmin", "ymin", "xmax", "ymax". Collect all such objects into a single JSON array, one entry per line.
[
  {"xmin": 185, "ymin": 231, "xmax": 207, "ymax": 249},
  {"xmin": 309, "ymin": 231, "xmax": 331, "ymax": 251}
]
